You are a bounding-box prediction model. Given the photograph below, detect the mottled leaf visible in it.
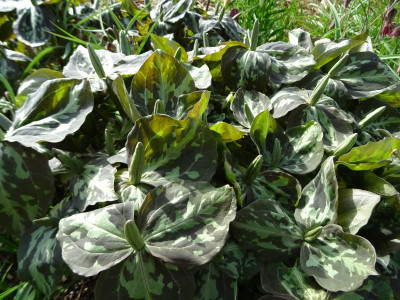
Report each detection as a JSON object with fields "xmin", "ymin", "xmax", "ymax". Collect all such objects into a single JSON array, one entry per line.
[
  {"xmin": 130, "ymin": 50, "xmax": 195, "ymax": 116},
  {"xmin": 288, "ymin": 98, "xmax": 354, "ymax": 152},
  {"xmin": 337, "ymin": 137, "xmax": 400, "ymax": 171},
  {"xmin": 240, "ymin": 170, "xmax": 301, "ymax": 210},
  {"xmin": 56, "ymin": 202, "xmax": 134, "ymax": 276},
  {"xmin": 270, "ymin": 87, "xmax": 308, "ymax": 119},
  {"xmin": 301, "ymin": 224, "xmax": 377, "ymax": 292},
  {"xmin": 231, "ymin": 88, "xmax": 271, "ymax": 128},
  {"xmin": 295, "ymin": 157, "xmax": 338, "ymax": 230},
  {"xmin": 13, "ymin": 6, "xmax": 54, "ymax": 47},
  {"xmin": 231, "ymin": 199, "xmax": 303, "ymax": 261},
  {"xmin": 333, "ymin": 276, "xmax": 394, "ymax": 300},
  {"xmin": 289, "ymin": 28, "xmax": 314, "ymax": 52},
  {"xmin": 194, "ymin": 262, "xmax": 236, "ymax": 300},
  {"xmin": 17, "ymin": 226, "xmax": 63, "ymax": 295},
  {"xmin": 257, "ymin": 42, "xmax": 316, "ymax": 84},
  {"xmin": 17, "ymin": 198, "xmax": 78, "ymax": 295},
  {"xmin": 278, "ymin": 121, "xmax": 324, "ymax": 174},
  {"xmin": 125, "ymin": 115, "xmax": 217, "ymax": 186},
  {"xmin": 221, "ymin": 46, "xmax": 271, "ymax": 92},
  {"xmin": 150, "ymin": 0, "xmax": 191, "ymax": 23},
  {"xmin": 95, "ymin": 252, "xmax": 194, "ymax": 300},
  {"xmin": 0, "ymin": 141, "xmax": 54, "ymax": 235},
  {"xmin": 138, "ymin": 182, "xmax": 237, "ymax": 266},
  {"xmin": 5, "ymin": 79, "xmax": 94, "ymax": 148},
  {"xmin": 337, "ymin": 188, "xmax": 380, "ymax": 234},
  {"xmin": 333, "ymin": 52, "xmax": 399, "ymax": 99},
  {"xmin": 261, "ymin": 261, "xmax": 328, "ymax": 300},
  {"xmin": 70, "ymin": 155, "xmax": 119, "ymax": 211}
]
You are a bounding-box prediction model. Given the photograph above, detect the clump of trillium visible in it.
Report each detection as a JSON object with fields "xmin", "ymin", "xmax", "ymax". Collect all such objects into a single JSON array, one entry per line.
[{"xmin": 231, "ymin": 157, "xmax": 378, "ymax": 292}]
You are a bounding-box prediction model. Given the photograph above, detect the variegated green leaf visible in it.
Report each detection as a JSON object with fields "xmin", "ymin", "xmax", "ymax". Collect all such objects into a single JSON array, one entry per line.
[
  {"xmin": 311, "ymin": 33, "xmax": 367, "ymax": 69},
  {"xmin": 130, "ymin": 49, "xmax": 195, "ymax": 116},
  {"xmin": 270, "ymin": 87, "xmax": 308, "ymax": 119},
  {"xmin": 150, "ymin": 0, "xmax": 192, "ymax": 23},
  {"xmin": 234, "ymin": 167, "xmax": 301, "ymax": 209},
  {"xmin": 337, "ymin": 137, "xmax": 400, "ymax": 171},
  {"xmin": 278, "ymin": 121, "xmax": 324, "ymax": 174},
  {"xmin": 287, "ymin": 98, "xmax": 354, "ymax": 152},
  {"xmin": 125, "ymin": 115, "xmax": 217, "ymax": 186},
  {"xmin": 273, "ymin": 87, "xmax": 354, "ymax": 151},
  {"xmin": 333, "ymin": 52, "xmax": 399, "ymax": 99},
  {"xmin": 301, "ymin": 224, "xmax": 377, "ymax": 292},
  {"xmin": 138, "ymin": 182, "xmax": 237, "ymax": 266},
  {"xmin": 63, "ymin": 45, "xmax": 152, "ymax": 92},
  {"xmin": 0, "ymin": 141, "xmax": 54, "ymax": 235},
  {"xmin": 355, "ymin": 99, "xmax": 400, "ymax": 139},
  {"xmin": 375, "ymin": 82, "xmax": 400, "ymax": 107},
  {"xmin": 337, "ymin": 189, "xmax": 380, "ymax": 235},
  {"xmin": 261, "ymin": 261, "xmax": 328, "ymax": 300},
  {"xmin": 70, "ymin": 155, "xmax": 119, "ymax": 211},
  {"xmin": 56, "ymin": 202, "xmax": 134, "ymax": 276},
  {"xmin": 95, "ymin": 252, "xmax": 194, "ymax": 300},
  {"xmin": 17, "ymin": 226, "xmax": 62, "ymax": 295},
  {"xmin": 16, "ymin": 198, "xmax": 78, "ymax": 295},
  {"xmin": 230, "ymin": 88, "xmax": 271, "ymax": 128},
  {"xmin": 150, "ymin": 33, "xmax": 188, "ymax": 63},
  {"xmin": 257, "ymin": 41, "xmax": 316, "ymax": 84},
  {"xmin": 217, "ymin": 238, "xmax": 261, "ymax": 281},
  {"xmin": 194, "ymin": 262, "xmax": 236, "ymax": 300},
  {"xmin": 5, "ymin": 79, "xmax": 94, "ymax": 148},
  {"xmin": 221, "ymin": 46, "xmax": 271, "ymax": 92},
  {"xmin": 289, "ymin": 28, "xmax": 314, "ymax": 52},
  {"xmin": 295, "ymin": 157, "xmax": 338, "ymax": 230},
  {"xmin": 231, "ymin": 199, "xmax": 303, "ymax": 261},
  {"xmin": 13, "ymin": 6, "xmax": 54, "ymax": 47}
]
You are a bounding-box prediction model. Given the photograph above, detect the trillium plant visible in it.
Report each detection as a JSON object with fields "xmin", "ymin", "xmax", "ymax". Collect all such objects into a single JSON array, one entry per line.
[{"xmin": 1, "ymin": 0, "xmax": 400, "ymax": 299}]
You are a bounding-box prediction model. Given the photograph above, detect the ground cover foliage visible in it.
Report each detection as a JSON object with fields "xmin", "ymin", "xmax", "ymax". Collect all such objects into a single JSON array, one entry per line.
[{"xmin": 1, "ymin": 0, "xmax": 400, "ymax": 299}]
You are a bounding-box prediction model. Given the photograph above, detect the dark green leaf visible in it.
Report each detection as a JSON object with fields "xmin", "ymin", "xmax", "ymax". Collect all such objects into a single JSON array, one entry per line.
[
  {"xmin": 13, "ymin": 6, "xmax": 54, "ymax": 47},
  {"xmin": 95, "ymin": 252, "xmax": 194, "ymax": 300},
  {"xmin": 232, "ymin": 199, "xmax": 303, "ymax": 261},
  {"xmin": 0, "ymin": 141, "xmax": 54, "ymax": 235}
]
